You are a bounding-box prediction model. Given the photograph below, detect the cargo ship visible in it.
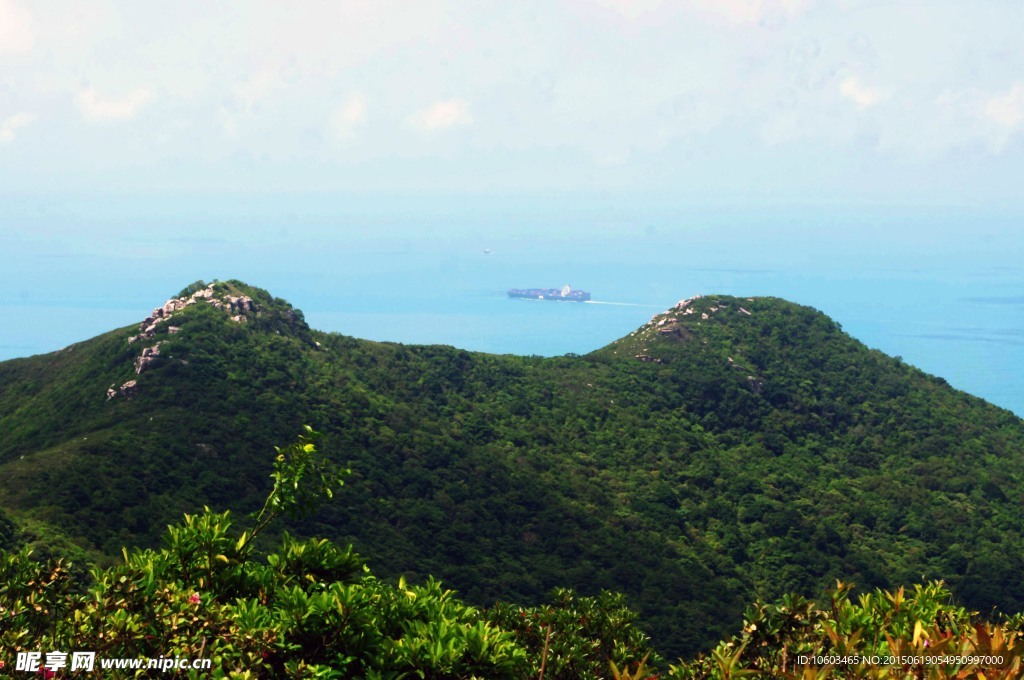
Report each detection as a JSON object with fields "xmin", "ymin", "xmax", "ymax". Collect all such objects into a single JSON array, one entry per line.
[{"xmin": 507, "ymin": 285, "xmax": 591, "ymax": 302}]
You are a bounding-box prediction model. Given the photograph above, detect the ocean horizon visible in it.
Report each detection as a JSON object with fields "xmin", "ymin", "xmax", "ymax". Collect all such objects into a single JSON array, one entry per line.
[{"xmin": 2, "ymin": 199, "xmax": 1022, "ymax": 417}]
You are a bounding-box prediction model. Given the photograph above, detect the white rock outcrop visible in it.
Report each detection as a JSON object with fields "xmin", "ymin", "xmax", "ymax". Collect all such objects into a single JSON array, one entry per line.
[
  {"xmin": 106, "ymin": 379, "xmax": 139, "ymax": 400},
  {"xmin": 135, "ymin": 343, "xmax": 162, "ymax": 374},
  {"xmin": 128, "ymin": 285, "xmax": 260, "ymax": 343},
  {"xmin": 114, "ymin": 285, "xmax": 265, "ymax": 401}
]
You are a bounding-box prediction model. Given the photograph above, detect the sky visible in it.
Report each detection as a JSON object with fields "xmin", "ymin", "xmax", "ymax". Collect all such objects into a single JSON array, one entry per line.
[{"xmin": 1, "ymin": 0, "xmax": 1023, "ymax": 203}]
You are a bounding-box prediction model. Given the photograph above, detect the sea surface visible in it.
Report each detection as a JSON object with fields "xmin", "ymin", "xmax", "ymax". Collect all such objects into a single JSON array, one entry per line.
[{"xmin": 2, "ymin": 197, "xmax": 1022, "ymax": 417}]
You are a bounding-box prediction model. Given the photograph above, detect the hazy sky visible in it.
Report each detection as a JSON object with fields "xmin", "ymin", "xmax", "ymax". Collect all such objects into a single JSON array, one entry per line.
[{"xmin": 2, "ymin": 0, "xmax": 1023, "ymax": 205}]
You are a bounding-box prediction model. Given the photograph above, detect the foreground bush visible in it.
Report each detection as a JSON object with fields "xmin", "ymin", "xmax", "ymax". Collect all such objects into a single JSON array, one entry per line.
[{"xmin": 668, "ymin": 581, "xmax": 1024, "ymax": 679}]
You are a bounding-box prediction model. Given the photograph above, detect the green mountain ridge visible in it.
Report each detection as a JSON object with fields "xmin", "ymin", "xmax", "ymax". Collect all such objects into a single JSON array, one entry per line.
[{"xmin": 2, "ymin": 279, "xmax": 1023, "ymax": 657}]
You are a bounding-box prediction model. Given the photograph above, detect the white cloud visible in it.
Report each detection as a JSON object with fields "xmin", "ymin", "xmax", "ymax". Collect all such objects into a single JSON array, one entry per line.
[
  {"xmin": 0, "ymin": 0, "xmax": 34, "ymax": 55},
  {"xmin": 332, "ymin": 95, "xmax": 368, "ymax": 139},
  {"xmin": 409, "ymin": 99, "xmax": 472, "ymax": 131},
  {"xmin": 985, "ymin": 83, "xmax": 1024, "ymax": 129},
  {"xmin": 77, "ymin": 86, "xmax": 153, "ymax": 121},
  {"xmin": 1, "ymin": 1, "xmax": 1022, "ymax": 196},
  {"xmin": 839, "ymin": 76, "xmax": 886, "ymax": 110},
  {"xmin": 592, "ymin": 0, "xmax": 666, "ymax": 20},
  {"xmin": 686, "ymin": 0, "xmax": 813, "ymax": 25},
  {"xmin": 593, "ymin": 0, "xmax": 814, "ymax": 24},
  {"xmin": 870, "ymin": 86, "xmax": 1020, "ymax": 157},
  {"xmin": 233, "ymin": 66, "xmax": 283, "ymax": 112},
  {"xmin": 0, "ymin": 111, "xmax": 34, "ymax": 143}
]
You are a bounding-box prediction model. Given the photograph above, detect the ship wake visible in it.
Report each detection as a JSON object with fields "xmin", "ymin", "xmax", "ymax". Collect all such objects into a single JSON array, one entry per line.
[{"xmin": 584, "ymin": 300, "xmax": 661, "ymax": 308}]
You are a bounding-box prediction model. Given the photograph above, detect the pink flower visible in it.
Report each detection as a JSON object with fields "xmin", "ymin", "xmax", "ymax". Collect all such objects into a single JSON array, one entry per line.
[{"xmin": 189, "ymin": 592, "xmax": 201, "ymax": 604}]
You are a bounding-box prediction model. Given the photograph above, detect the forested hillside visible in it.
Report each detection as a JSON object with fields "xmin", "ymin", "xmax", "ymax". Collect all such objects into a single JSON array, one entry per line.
[{"xmin": 2, "ymin": 280, "xmax": 1023, "ymax": 657}]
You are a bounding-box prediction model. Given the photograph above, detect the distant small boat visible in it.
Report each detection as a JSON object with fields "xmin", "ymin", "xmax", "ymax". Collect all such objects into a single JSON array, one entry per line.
[
  {"xmin": 483, "ymin": 248, "xmax": 492, "ymax": 255},
  {"xmin": 508, "ymin": 285, "xmax": 591, "ymax": 302}
]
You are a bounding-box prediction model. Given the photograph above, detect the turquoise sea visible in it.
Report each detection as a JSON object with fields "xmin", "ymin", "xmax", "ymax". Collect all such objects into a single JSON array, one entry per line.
[{"xmin": 2, "ymin": 197, "xmax": 1022, "ymax": 416}]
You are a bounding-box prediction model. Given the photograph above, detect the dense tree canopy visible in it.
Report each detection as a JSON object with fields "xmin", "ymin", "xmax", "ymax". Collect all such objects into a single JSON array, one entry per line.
[{"xmin": 1, "ymin": 282, "xmax": 1023, "ymax": 658}]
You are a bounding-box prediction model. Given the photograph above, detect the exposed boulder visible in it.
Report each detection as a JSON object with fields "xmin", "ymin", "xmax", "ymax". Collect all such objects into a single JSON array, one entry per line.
[
  {"xmin": 635, "ymin": 354, "xmax": 664, "ymax": 364},
  {"xmin": 226, "ymin": 295, "xmax": 255, "ymax": 314},
  {"xmin": 135, "ymin": 343, "xmax": 162, "ymax": 374},
  {"xmin": 674, "ymin": 295, "xmax": 703, "ymax": 310},
  {"xmin": 106, "ymin": 379, "xmax": 139, "ymax": 400},
  {"xmin": 658, "ymin": 325, "xmax": 692, "ymax": 342}
]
